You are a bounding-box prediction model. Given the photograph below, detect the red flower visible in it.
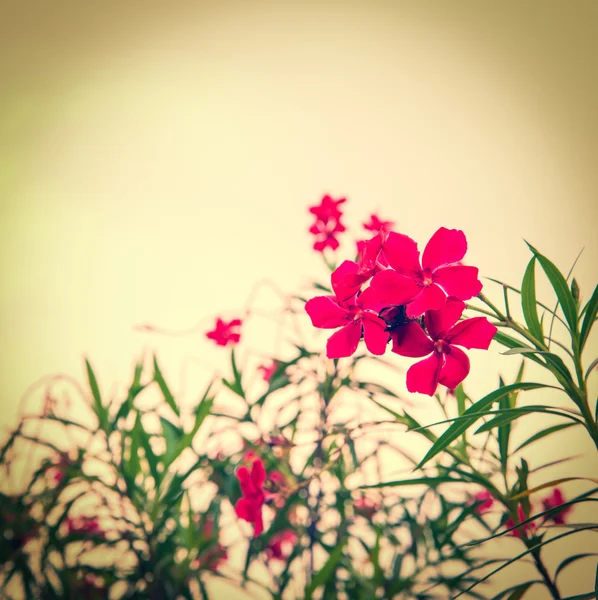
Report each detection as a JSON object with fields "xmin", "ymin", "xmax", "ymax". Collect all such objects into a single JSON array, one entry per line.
[
  {"xmin": 206, "ymin": 317, "xmax": 242, "ymax": 347},
  {"xmin": 506, "ymin": 504, "xmax": 537, "ymax": 538},
  {"xmin": 470, "ymin": 490, "xmax": 494, "ymax": 515},
  {"xmin": 265, "ymin": 529, "xmax": 297, "ymax": 561},
  {"xmin": 308, "ymin": 195, "xmax": 346, "ymax": 252},
  {"xmin": 65, "ymin": 516, "xmax": 105, "ymax": 538},
  {"xmin": 363, "ymin": 213, "xmax": 394, "ymax": 233},
  {"xmin": 542, "ymin": 488, "xmax": 572, "ymax": 525},
  {"xmin": 373, "ymin": 228, "xmax": 483, "ymax": 317},
  {"xmin": 235, "ymin": 459, "xmax": 267, "ymax": 537},
  {"xmin": 392, "ymin": 298, "xmax": 497, "ymax": 395},
  {"xmin": 258, "ymin": 360, "xmax": 279, "ymax": 383},
  {"xmin": 354, "ymin": 496, "xmax": 379, "ymax": 520},
  {"xmin": 305, "ymin": 284, "xmax": 395, "ymax": 358}
]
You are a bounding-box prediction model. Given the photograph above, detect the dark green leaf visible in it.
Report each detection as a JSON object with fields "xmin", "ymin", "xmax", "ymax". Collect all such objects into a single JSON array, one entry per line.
[
  {"xmin": 305, "ymin": 540, "xmax": 346, "ymax": 599},
  {"xmin": 514, "ymin": 422, "xmax": 579, "ymax": 453},
  {"xmin": 416, "ymin": 383, "xmax": 548, "ymax": 470},
  {"xmin": 555, "ymin": 553, "xmax": 597, "ymax": 582},
  {"xmin": 153, "ymin": 356, "xmax": 179, "ymax": 416},
  {"xmin": 361, "ymin": 476, "xmax": 463, "ymax": 490},
  {"xmin": 475, "ymin": 406, "xmax": 581, "ymax": 434},
  {"xmin": 526, "ymin": 243, "xmax": 578, "ymax": 337},
  {"xmin": 85, "ymin": 358, "xmax": 108, "ymax": 431},
  {"xmin": 580, "ymin": 284, "xmax": 598, "ymax": 351},
  {"xmin": 521, "ymin": 258, "xmax": 543, "ymax": 342},
  {"xmin": 160, "ymin": 417, "xmax": 183, "ymax": 466}
]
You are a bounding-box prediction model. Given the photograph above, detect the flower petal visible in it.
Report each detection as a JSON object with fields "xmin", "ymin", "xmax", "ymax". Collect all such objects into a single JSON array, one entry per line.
[
  {"xmin": 425, "ymin": 297, "xmax": 465, "ymax": 339},
  {"xmin": 446, "ymin": 317, "xmax": 497, "ymax": 349},
  {"xmin": 368, "ymin": 269, "xmax": 420, "ymax": 308},
  {"xmin": 253, "ymin": 507, "xmax": 264, "ymax": 538},
  {"xmin": 422, "ymin": 228, "xmax": 467, "ymax": 271},
  {"xmin": 235, "ymin": 498, "xmax": 252, "ymax": 521},
  {"xmin": 438, "ymin": 346, "xmax": 470, "ymax": 390},
  {"xmin": 331, "ymin": 260, "xmax": 366, "ymax": 301},
  {"xmin": 362, "ymin": 313, "xmax": 390, "ymax": 355},
  {"xmin": 236, "ymin": 466, "xmax": 256, "ymax": 497},
  {"xmin": 391, "ymin": 322, "xmax": 434, "ymax": 357},
  {"xmin": 305, "ymin": 296, "xmax": 349, "ymax": 328},
  {"xmin": 405, "ymin": 284, "xmax": 446, "ymax": 318},
  {"xmin": 383, "ymin": 232, "xmax": 421, "ymax": 274},
  {"xmin": 251, "ymin": 459, "xmax": 266, "ymax": 490},
  {"xmin": 434, "ymin": 265, "xmax": 482, "ymax": 300},
  {"xmin": 406, "ymin": 354, "xmax": 443, "ymax": 396},
  {"xmin": 326, "ymin": 321, "xmax": 362, "ymax": 358}
]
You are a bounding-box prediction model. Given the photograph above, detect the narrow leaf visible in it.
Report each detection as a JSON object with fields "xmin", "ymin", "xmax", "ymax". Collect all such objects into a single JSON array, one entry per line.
[
  {"xmin": 521, "ymin": 258, "xmax": 543, "ymax": 342},
  {"xmin": 580, "ymin": 284, "xmax": 598, "ymax": 351},
  {"xmin": 514, "ymin": 422, "xmax": 579, "ymax": 453},
  {"xmin": 153, "ymin": 356, "xmax": 180, "ymax": 417},
  {"xmin": 306, "ymin": 541, "xmax": 346, "ymax": 598},
  {"xmin": 85, "ymin": 358, "xmax": 108, "ymax": 431}
]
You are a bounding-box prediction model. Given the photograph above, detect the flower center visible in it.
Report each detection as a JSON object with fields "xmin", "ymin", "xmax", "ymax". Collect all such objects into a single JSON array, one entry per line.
[
  {"xmin": 421, "ymin": 268, "xmax": 434, "ymax": 287},
  {"xmin": 434, "ymin": 339, "xmax": 451, "ymax": 354}
]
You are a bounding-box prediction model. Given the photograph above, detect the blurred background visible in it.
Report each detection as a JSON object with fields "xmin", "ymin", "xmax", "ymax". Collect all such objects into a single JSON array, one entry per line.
[{"xmin": 1, "ymin": 1, "xmax": 597, "ymax": 595}]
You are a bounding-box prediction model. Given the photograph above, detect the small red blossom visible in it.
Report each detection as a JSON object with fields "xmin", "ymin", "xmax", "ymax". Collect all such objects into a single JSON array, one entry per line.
[
  {"xmin": 542, "ymin": 488, "xmax": 573, "ymax": 525},
  {"xmin": 265, "ymin": 529, "xmax": 297, "ymax": 561},
  {"xmin": 470, "ymin": 490, "xmax": 495, "ymax": 515},
  {"xmin": 372, "ymin": 228, "xmax": 483, "ymax": 317},
  {"xmin": 206, "ymin": 317, "xmax": 242, "ymax": 347},
  {"xmin": 363, "ymin": 213, "xmax": 394, "ymax": 233},
  {"xmin": 235, "ymin": 459, "xmax": 267, "ymax": 537},
  {"xmin": 392, "ymin": 298, "xmax": 497, "ymax": 396},
  {"xmin": 258, "ymin": 360, "xmax": 280, "ymax": 383},
  {"xmin": 308, "ymin": 195, "xmax": 347, "ymax": 253},
  {"xmin": 65, "ymin": 516, "xmax": 105, "ymax": 538},
  {"xmin": 353, "ymin": 496, "xmax": 379, "ymax": 520},
  {"xmin": 506, "ymin": 504, "xmax": 538, "ymax": 538}
]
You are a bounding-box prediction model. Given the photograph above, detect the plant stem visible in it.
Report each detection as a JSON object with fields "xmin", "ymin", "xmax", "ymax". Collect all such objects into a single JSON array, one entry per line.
[{"xmin": 529, "ymin": 545, "xmax": 561, "ymax": 600}]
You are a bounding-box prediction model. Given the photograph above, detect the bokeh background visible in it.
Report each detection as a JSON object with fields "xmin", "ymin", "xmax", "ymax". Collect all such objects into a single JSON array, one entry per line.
[{"xmin": 1, "ymin": 1, "xmax": 597, "ymax": 597}]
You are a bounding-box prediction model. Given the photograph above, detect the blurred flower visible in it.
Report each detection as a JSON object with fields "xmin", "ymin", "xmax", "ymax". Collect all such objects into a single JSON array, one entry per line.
[
  {"xmin": 391, "ymin": 298, "xmax": 497, "ymax": 396},
  {"xmin": 542, "ymin": 488, "xmax": 573, "ymax": 525},
  {"xmin": 235, "ymin": 459, "xmax": 267, "ymax": 537},
  {"xmin": 192, "ymin": 516, "xmax": 228, "ymax": 571},
  {"xmin": 308, "ymin": 194, "xmax": 346, "ymax": 252},
  {"xmin": 258, "ymin": 360, "xmax": 280, "ymax": 382},
  {"xmin": 206, "ymin": 317, "xmax": 242, "ymax": 347},
  {"xmin": 469, "ymin": 490, "xmax": 494, "ymax": 515},
  {"xmin": 47, "ymin": 451, "xmax": 73, "ymax": 485},
  {"xmin": 65, "ymin": 516, "xmax": 105, "ymax": 538},
  {"xmin": 353, "ymin": 496, "xmax": 379, "ymax": 520},
  {"xmin": 505, "ymin": 504, "xmax": 537, "ymax": 538},
  {"xmin": 363, "ymin": 213, "xmax": 395, "ymax": 233},
  {"xmin": 265, "ymin": 530, "xmax": 297, "ymax": 561}
]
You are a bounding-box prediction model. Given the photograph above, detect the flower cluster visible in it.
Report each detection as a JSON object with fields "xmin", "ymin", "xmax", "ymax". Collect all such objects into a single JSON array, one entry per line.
[
  {"xmin": 305, "ymin": 225, "xmax": 496, "ymax": 395},
  {"xmin": 308, "ymin": 195, "xmax": 346, "ymax": 252}
]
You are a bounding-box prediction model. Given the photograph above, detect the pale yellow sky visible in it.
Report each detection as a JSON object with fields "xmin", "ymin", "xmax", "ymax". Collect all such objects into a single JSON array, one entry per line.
[{"xmin": 1, "ymin": 2, "xmax": 597, "ymax": 597}]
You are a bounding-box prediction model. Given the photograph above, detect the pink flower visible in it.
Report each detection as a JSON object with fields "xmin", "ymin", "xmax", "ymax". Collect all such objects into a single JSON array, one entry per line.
[
  {"xmin": 305, "ymin": 286, "xmax": 394, "ymax": 358},
  {"xmin": 235, "ymin": 459, "xmax": 267, "ymax": 537},
  {"xmin": 308, "ymin": 195, "xmax": 347, "ymax": 252},
  {"xmin": 354, "ymin": 496, "xmax": 379, "ymax": 520},
  {"xmin": 542, "ymin": 488, "xmax": 572, "ymax": 525},
  {"xmin": 470, "ymin": 490, "xmax": 494, "ymax": 515},
  {"xmin": 506, "ymin": 504, "xmax": 537, "ymax": 538},
  {"xmin": 206, "ymin": 317, "xmax": 242, "ymax": 347},
  {"xmin": 265, "ymin": 529, "xmax": 297, "ymax": 561},
  {"xmin": 392, "ymin": 298, "xmax": 497, "ymax": 396},
  {"xmin": 258, "ymin": 360, "xmax": 279, "ymax": 383},
  {"xmin": 363, "ymin": 213, "xmax": 394, "ymax": 233},
  {"xmin": 374, "ymin": 228, "xmax": 483, "ymax": 317}
]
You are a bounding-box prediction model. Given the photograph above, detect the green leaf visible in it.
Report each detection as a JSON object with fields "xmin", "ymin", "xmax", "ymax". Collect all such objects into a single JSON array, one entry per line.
[
  {"xmin": 475, "ymin": 405, "xmax": 581, "ymax": 434},
  {"xmin": 526, "ymin": 243, "xmax": 578, "ymax": 338},
  {"xmin": 160, "ymin": 417, "xmax": 183, "ymax": 466},
  {"xmin": 514, "ymin": 422, "xmax": 579, "ymax": 453},
  {"xmin": 361, "ymin": 476, "xmax": 463, "ymax": 490},
  {"xmin": 85, "ymin": 358, "xmax": 108, "ymax": 432},
  {"xmin": 521, "ymin": 258, "xmax": 543, "ymax": 342},
  {"xmin": 416, "ymin": 383, "xmax": 548, "ymax": 470},
  {"xmin": 111, "ymin": 359, "xmax": 146, "ymax": 432},
  {"xmin": 555, "ymin": 553, "xmax": 597, "ymax": 582},
  {"xmin": 580, "ymin": 284, "xmax": 598, "ymax": 351},
  {"xmin": 305, "ymin": 540, "xmax": 346, "ymax": 599},
  {"xmin": 455, "ymin": 384, "xmax": 468, "ymax": 416},
  {"xmin": 153, "ymin": 356, "xmax": 180, "ymax": 417},
  {"xmin": 137, "ymin": 417, "xmax": 160, "ymax": 484}
]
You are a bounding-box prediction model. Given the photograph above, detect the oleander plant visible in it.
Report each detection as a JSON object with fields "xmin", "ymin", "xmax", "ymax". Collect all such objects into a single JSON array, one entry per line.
[{"xmin": 1, "ymin": 195, "xmax": 597, "ymax": 599}]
